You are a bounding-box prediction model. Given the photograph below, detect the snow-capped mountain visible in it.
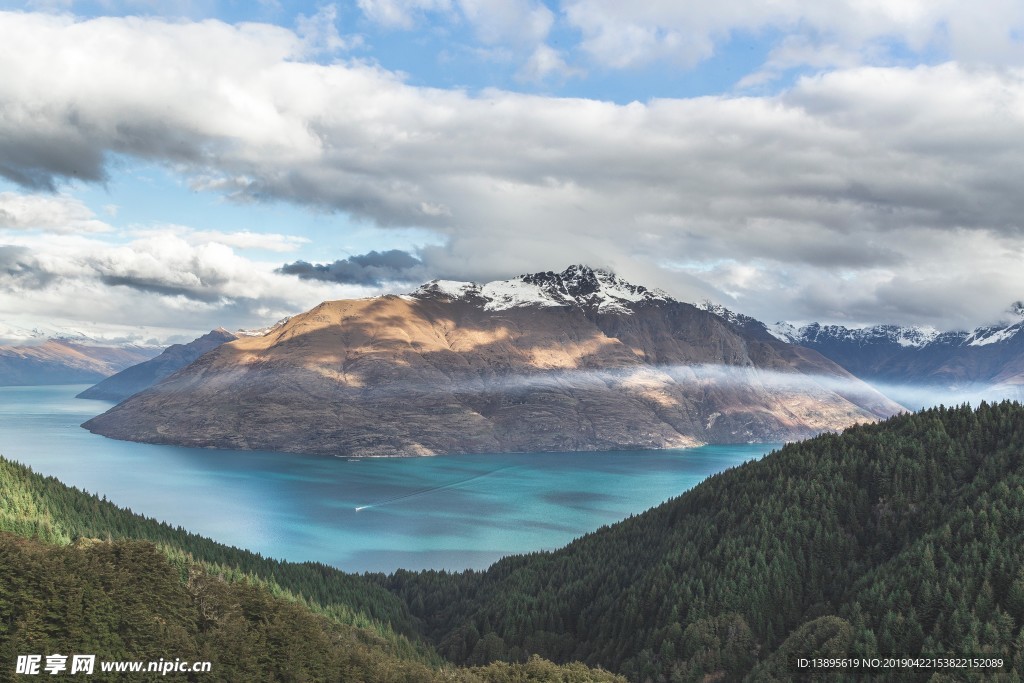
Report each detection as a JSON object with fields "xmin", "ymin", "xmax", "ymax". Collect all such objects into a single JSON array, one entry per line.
[
  {"xmin": 769, "ymin": 301, "xmax": 1024, "ymax": 352},
  {"xmin": 84, "ymin": 265, "xmax": 901, "ymax": 457},
  {"xmin": 697, "ymin": 303, "xmax": 1024, "ymax": 408},
  {"xmin": 696, "ymin": 301, "xmax": 781, "ymax": 341},
  {"xmin": 235, "ymin": 317, "xmax": 292, "ymax": 337},
  {"xmin": 410, "ymin": 264, "xmax": 670, "ymax": 314},
  {"xmin": 770, "ymin": 317, "xmax": 1024, "ymax": 358},
  {"xmin": 769, "ymin": 322, "xmax": 954, "ymax": 349},
  {"xmin": 0, "ymin": 322, "xmax": 111, "ymax": 346}
]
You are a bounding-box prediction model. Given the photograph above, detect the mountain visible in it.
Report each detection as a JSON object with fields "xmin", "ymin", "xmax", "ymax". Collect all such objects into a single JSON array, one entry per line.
[
  {"xmin": 77, "ymin": 328, "xmax": 238, "ymax": 401},
  {"xmin": 768, "ymin": 307, "xmax": 1024, "ymax": 407},
  {"xmin": 0, "ymin": 339, "xmax": 159, "ymax": 386},
  {"xmin": 82, "ymin": 265, "xmax": 900, "ymax": 457},
  {"xmin": 382, "ymin": 402, "xmax": 1024, "ymax": 680}
]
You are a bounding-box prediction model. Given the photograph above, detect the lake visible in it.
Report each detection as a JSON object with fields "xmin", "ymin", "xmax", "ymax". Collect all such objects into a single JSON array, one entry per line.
[{"xmin": 0, "ymin": 384, "xmax": 776, "ymax": 573}]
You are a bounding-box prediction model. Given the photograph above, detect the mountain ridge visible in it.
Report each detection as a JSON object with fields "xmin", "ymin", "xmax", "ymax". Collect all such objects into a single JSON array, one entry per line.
[
  {"xmin": 77, "ymin": 328, "xmax": 239, "ymax": 401},
  {"xmin": 0, "ymin": 339, "xmax": 159, "ymax": 387},
  {"xmin": 763, "ymin": 313, "xmax": 1024, "ymax": 405},
  {"xmin": 409, "ymin": 265, "xmax": 671, "ymax": 315},
  {"xmin": 82, "ymin": 265, "xmax": 901, "ymax": 456}
]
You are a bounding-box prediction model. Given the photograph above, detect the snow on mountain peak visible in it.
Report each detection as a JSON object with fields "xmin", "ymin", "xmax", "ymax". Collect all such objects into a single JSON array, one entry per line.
[
  {"xmin": 0, "ymin": 321, "xmax": 163, "ymax": 348},
  {"xmin": 771, "ymin": 322, "xmax": 944, "ymax": 349},
  {"xmin": 767, "ymin": 322, "xmax": 797, "ymax": 343},
  {"xmin": 410, "ymin": 265, "xmax": 671, "ymax": 313},
  {"xmin": 236, "ymin": 316, "xmax": 292, "ymax": 338}
]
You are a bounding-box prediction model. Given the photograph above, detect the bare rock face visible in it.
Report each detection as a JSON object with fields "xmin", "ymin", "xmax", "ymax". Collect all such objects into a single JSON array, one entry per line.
[{"xmin": 83, "ymin": 266, "xmax": 902, "ymax": 456}]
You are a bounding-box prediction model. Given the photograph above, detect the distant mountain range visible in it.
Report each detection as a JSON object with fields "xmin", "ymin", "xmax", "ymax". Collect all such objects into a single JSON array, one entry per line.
[
  {"xmin": 77, "ymin": 328, "xmax": 238, "ymax": 401},
  {"xmin": 0, "ymin": 320, "xmax": 286, "ymax": 392},
  {"xmin": 765, "ymin": 307, "xmax": 1024, "ymax": 407},
  {"xmin": 15, "ymin": 264, "xmax": 1024, "ymax": 452},
  {"xmin": 82, "ymin": 265, "xmax": 899, "ymax": 456},
  {"xmin": 0, "ymin": 339, "xmax": 159, "ymax": 387}
]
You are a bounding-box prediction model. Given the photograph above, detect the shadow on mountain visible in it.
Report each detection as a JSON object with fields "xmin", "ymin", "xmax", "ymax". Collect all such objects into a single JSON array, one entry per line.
[{"xmin": 81, "ymin": 295, "xmax": 904, "ymax": 456}]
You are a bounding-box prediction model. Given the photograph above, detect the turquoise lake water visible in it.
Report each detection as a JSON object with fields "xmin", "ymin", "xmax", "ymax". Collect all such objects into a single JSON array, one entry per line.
[{"xmin": 0, "ymin": 385, "xmax": 777, "ymax": 572}]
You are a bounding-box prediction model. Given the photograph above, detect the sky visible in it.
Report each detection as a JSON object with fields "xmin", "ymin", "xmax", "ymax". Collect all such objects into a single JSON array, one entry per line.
[{"xmin": 2, "ymin": 1, "xmax": 1024, "ymax": 343}]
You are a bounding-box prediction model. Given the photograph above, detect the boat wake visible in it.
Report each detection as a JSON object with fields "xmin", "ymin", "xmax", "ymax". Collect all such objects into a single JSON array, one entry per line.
[{"xmin": 355, "ymin": 466, "xmax": 514, "ymax": 511}]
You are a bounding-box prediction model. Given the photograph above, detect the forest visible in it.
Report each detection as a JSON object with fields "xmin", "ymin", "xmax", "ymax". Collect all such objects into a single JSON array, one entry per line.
[
  {"xmin": 6, "ymin": 402, "xmax": 1024, "ymax": 681},
  {"xmin": 0, "ymin": 457, "xmax": 622, "ymax": 682}
]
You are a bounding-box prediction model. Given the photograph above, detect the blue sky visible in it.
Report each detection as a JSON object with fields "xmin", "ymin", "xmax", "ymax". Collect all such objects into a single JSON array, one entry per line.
[{"xmin": 2, "ymin": 1, "xmax": 1024, "ymax": 341}]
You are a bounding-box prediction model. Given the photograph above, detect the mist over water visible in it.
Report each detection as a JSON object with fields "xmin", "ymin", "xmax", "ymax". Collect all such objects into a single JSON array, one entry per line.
[
  {"xmin": 419, "ymin": 363, "xmax": 1022, "ymax": 416},
  {"xmin": 219, "ymin": 362, "xmax": 896, "ymax": 408},
  {"xmin": 865, "ymin": 381, "xmax": 1024, "ymax": 412}
]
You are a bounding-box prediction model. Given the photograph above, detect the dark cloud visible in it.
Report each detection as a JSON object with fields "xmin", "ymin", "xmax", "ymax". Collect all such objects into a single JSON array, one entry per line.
[
  {"xmin": 278, "ymin": 249, "xmax": 429, "ymax": 285},
  {"xmin": 0, "ymin": 245, "xmax": 56, "ymax": 288},
  {"xmin": 0, "ymin": 129, "xmax": 108, "ymax": 191},
  {"xmin": 0, "ymin": 245, "xmax": 30, "ymax": 271},
  {"xmin": 98, "ymin": 274, "xmax": 224, "ymax": 302}
]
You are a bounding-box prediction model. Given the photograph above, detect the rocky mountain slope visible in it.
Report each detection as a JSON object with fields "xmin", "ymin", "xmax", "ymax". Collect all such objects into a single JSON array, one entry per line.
[
  {"xmin": 77, "ymin": 328, "xmax": 238, "ymax": 401},
  {"xmin": 83, "ymin": 266, "xmax": 901, "ymax": 456},
  {"xmin": 0, "ymin": 339, "xmax": 159, "ymax": 386}
]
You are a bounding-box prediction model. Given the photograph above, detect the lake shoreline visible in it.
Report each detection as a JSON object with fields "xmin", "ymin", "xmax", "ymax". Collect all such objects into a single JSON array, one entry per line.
[{"xmin": 0, "ymin": 384, "xmax": 775, "ymax": 573}]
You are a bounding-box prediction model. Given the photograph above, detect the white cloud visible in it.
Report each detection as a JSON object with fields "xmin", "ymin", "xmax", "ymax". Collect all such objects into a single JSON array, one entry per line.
[
  {"xmin": 0, "ymin": 230, "xmax": 377, "ymax": 339},
  {"xmin": 517, "ymin": 44, "xmax": 582, "ymax": 83},
  {"xmin": 737, "ymin": 37, "xmax": 884, "ymax": 89},
  {"xmin": 187, "ymin": 230, "xmax": 310, "ymax": 252},
  {"xmin": 0, "ymin": 192, "xmax": 113, "ymax": 233},
  {"xmin": 562, "ymin": 0, "xmax": 1024, "ymax": 73},
  {"xmin": 356, "ymin": 0, "xmax": 452, "ymax": 29},
  {"xmin": 357, "ymin": 0, "xmax": 555, "ymax": 77},
  {"xmin": 295, "ymin": 4, "xmax": 363, "ymax": 54},
  {"xmin": 358, "ymin": 0, "xmax": 552, "ymax": 44},
  {"xmin": 3, "ymin": 13, "xmax": 1024, "ymax": 329},
  {"xmin": 456, "ymin": 0, "xmax": 553, "ymax": 46}
]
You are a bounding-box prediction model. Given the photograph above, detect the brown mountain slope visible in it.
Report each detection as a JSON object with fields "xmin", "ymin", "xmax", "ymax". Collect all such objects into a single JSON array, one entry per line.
[{"xmin": 83, "ymin": 269, "xmax": 902, "ymax": 456}]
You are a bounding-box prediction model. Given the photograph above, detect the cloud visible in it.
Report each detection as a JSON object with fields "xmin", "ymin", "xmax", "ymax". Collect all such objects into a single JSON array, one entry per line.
[
  {"xmin": 278, "ymin": 249, "xmax": 429, "ymax": 285},
  {"xmin": 561, "ymin": 0, "xmax": 1024, "ymax": 72},
  {"xmin": 356, "ymin": 0, "xmax": 452, "ymax": 29},
  {"xmin": 0, "ymin": 232, "xmax": 380, "ymax": 339},
  {"xmin": 3, "ymin": 13, "xmax": 1024, "ymax": 329},
  {"xmin": 0, "ymin": 192, "xmax": 113, "ymax": 233},
  {"xmin": 517, "ymin": 44, "xmax": 582, "ymax": 83},
  {"xmin": 456, "ymin": 0, "xmax": 553, "ymax": 46},
  {"xmin": 187, "ymin": 230, "xmax": 310, "ymax": 252},
  {"xmin": 295, "ymin": 4, "xmax": 362, "ymax": 54},
  {"xmin": 0, "ymin": 245, "xmax": 56, "ymax": 289},
  {"xmin": 357, "ymin": 0, "xmax": 556, "ymax": 76},
  {"xmin": 358, "ymin": 0, "xmax": 552, "ymax": 45}
]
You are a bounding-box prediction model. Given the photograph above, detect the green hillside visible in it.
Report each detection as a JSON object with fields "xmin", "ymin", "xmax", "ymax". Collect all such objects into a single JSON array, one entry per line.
[
  {"xmin": 380, "ymin": 402, "xmax": 1024, "ymax": 681},
  {"xmin": 0, "ymin": 457, "xmax": 623, "ymax": 683}
]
